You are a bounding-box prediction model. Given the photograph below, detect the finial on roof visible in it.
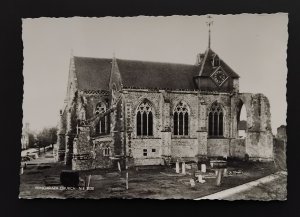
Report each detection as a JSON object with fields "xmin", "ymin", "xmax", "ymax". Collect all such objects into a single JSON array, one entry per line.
[
  {"xmin": 70, "ymin": 48, "xmax": 74, "ymax": 57},
  {"xmin": 113, "ymin": 51, "xmax": 116, "ymax": 59},
  {"xmin": 206, "ymin": 15, "xmax": 213, "ymax": 49}
]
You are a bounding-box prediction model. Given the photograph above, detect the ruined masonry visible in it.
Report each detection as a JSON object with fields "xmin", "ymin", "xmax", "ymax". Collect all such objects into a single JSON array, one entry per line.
[{"xmin": 56, "ymin": 45, "xmax": 274, "ymax": 170}]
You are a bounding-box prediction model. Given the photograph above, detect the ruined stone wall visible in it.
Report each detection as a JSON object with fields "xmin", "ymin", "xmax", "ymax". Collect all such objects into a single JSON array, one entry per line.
[
  {"xmin": 230, "ymin": 93, "xmax": 274, "ymax": 161},
  {"xmin": 90, "ymin": 137, "xmax": 114, "ymax": 169},
  {"xmin": 72, "ymin": 126, "xmax": 93, "ymax": 170},
  {"xmin": 276, "ymin": 125, "xmax": 287, "ymax": 142},
  {"xmin": 229, "ymin": 138, "xmax": 246, "ymax": 159},
  {"xmin": 273, "ymin": 137, "xmax": 286, "ymax": 170},
  {"xmin": 72, "ymin": 127, "xmax": 114, "ymax": 170}
]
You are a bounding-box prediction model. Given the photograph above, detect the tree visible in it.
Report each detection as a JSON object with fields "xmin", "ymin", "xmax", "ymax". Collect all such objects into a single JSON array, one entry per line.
[
  {"xmin": 28, "ymin": 133, "xmax": 36, "ymax": 148},
  {"xmin": 36, "ymin": 127, "xmax": 58, "ymax": 152}
]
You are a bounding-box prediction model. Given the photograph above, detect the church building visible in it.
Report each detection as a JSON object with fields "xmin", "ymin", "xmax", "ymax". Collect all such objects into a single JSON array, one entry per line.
[{"xmin": 56, "ymin": 23, "xmax": 273, "ymax": 170}]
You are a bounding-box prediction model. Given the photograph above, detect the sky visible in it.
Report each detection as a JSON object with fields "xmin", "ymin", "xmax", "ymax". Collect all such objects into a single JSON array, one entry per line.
[{"xmin": 22, "ymin": 14, "xmax": 288, "ymax": 134}]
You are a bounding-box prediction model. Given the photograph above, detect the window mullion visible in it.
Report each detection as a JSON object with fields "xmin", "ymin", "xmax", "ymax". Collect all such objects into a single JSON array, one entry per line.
[
  {"xmin": 212, "ymin": 112, "xmax": 214, "ymax": 136},
  {"xmin": 182, "ymin": 112, "xmax": 184, "ymax": 135},
  {"xmin": 99, "ymin": 119, "xmax": 102, "ymax": 134},
  {"xmin": 177, "ymin": 112, "xmax": 180, "ymax": 136},
  {"xmin": 141, "ymin": 111, "xmax": 143, "ymax": 136},
  {"xmin": 146, "ymin": 112, "xmax": 149, "ymax": 136},
  {"xmin": 105, "ymin": 116, "xmax": 107, "ymax": 134},
  {"xmin": 217, "ymin": 112, "xmax": 219, "ymax": 136}
]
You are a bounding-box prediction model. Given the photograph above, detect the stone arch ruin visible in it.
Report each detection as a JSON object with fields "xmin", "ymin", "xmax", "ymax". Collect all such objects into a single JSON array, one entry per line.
[{"xmin": 229, "ymin": 93, "xmax": 273, "ymax": 161}]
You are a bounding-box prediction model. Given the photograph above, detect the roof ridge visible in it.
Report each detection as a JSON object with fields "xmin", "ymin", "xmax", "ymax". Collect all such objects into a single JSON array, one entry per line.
[
  {"xmin": 117, "ymin": 58, "xmax": 197, "ymax": 66},
  {"xmin": 198, "ymin": 48, "xmax": 210, "ymax": 76},
  {"xmin": 73, "ymin": 56, "xmax": 112, "ymax": 60}
]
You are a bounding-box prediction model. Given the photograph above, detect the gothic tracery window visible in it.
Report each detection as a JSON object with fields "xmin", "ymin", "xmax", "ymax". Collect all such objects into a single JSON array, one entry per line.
[
  {"xmin": 208, "ymin": 102, "xmax": 224, "ymax": 137},
  {"xmin": 95, "ymin": 102, "xmax": 109, "ymax": 135},
  {"xmin": 173, "ymin": 101, "xmax": 189, "ymax": 136},
  {"xmin": 136, "ymin": 101, "xmax": 153, "ymax": 136}
]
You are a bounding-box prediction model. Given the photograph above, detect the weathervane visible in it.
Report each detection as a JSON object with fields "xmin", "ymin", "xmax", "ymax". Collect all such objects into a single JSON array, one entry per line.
[{"xmin": 206, "ymin": 15, "xmax": 214, "ymax": 49}]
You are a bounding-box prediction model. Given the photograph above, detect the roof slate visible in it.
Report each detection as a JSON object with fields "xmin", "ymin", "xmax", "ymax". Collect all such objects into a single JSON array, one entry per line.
[
  {"xmin": 73, "ymin": 57, "xmax": 112, "ymax": 91},
  {"xmin": 117, "ymin": 59, "xmax": 199, "ymax": 90}
]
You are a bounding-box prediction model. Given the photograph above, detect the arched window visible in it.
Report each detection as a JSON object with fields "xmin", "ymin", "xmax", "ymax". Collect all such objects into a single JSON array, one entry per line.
[
  {"xmin": 208, "ymin": 102, "xmax": 224, "ymax": 137},
  {"xmin": 173, "ymin": 101, "xmax": 189, "ymax": 136},
  {"xmin": 95, "ymin": 102, "xmax": 109, "ymax": 135},
  {"xmin": 136, "ymin": 101, "xmax": 153, "ymax": 136}
]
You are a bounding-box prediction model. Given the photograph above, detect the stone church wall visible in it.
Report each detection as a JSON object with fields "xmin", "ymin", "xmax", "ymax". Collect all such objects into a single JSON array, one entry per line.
[
  {"xmin": 131, "ymin": 138, "xmax": 163, "ymax": 165},
  {"xmin": 171, "ymin": 138, "xmax": 198, "ymax": 158},
  {"xmin": 229, "ymin": 138, "xmax": 246, "ymax": 159},
  {"xmin": 207, "ymin": 138, "xmax": 230, "ymax": 157},
  {"xmin": 123, "ymin": 89, "xmax": 234, "ymax": 164},
  {"xmin": 67, "ymin": 86, "xmax": 274, "ymax": 169}
]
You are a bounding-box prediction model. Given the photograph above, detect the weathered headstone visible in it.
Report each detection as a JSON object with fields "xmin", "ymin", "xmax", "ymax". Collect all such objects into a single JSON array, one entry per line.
[
  {"xmin": 182, "ymin": 162, "xmax": 186, "ymax": 175},
  {"xmin": 186, "ymin": 164, "xmax": 192, "ymax": 170},
  {"xmin": 117, "ymin": 161, "xmax": 121, "ymax": 172},
  {"xmin": 215, "ymin": 169, "xmax": 224, "ymax": 186},
  {"xmin": 190, "ymin": 179, "xmax": 196, "ymax": 188},
  {"xmin": 198, "ymin": 175, "xmax": 206, "ymax": 183},
  {"xmin": 197, "ymin": 174, "xmax": 203, "ymax": 182},
  {"xmin": 201, "ymin": 164, "xmax": 206, "ymax": 173},
  {"xmin": 175, "ymin": 160, "xmax": 180, "ymax": 173}
]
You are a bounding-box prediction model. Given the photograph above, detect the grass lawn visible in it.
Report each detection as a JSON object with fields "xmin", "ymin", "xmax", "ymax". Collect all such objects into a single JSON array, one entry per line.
[
  {"xmin": 224, "ymin": 172, "xmax": 287, "ymax": 200},
  {"xmin": 19, "ymin": 155, "xmax": 280, "ymax": 199}
]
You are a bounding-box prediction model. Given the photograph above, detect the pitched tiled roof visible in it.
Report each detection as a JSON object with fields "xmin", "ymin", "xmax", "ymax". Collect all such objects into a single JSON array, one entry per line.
[
  {"xmin": 73, "ymin": 56, "xmax": 200, "ymax": 90},
  {"xmin": 198, "ymin": 48, "xmax": 239, "ymax": 78},
  {"xmin": 73, "ymin": 56, "xmax": 112, "ymax": 90},
  {"xmin": 73, "ymin": 50, "xmax": 239, "ymax": 91},
  {"xmin": 117, "ymin": 59, "xmax": 199, "ymax": 90}
]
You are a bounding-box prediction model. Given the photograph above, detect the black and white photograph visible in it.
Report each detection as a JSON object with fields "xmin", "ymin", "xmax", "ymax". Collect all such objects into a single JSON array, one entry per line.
[{"xmin": 20, "ymin": 14, "xmax": 288, "ymax": 200}]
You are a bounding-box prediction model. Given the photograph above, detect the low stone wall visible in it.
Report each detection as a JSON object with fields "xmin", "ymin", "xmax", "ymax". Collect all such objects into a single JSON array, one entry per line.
[
  {"xmin": 171, "ymin": 138, "xmax": 198, "ymax": 158},
  {"xmin": 273, "ymin": 138, "xmax": 286, "ymax": 170},
  {"xmin": 207, "ymin": 138, "xmax": 230, "ymax": 157},
  {"xmin": 229, "ymin": 138, "xmax": 246, "ymax": 159},
  {"xmin": 245, "ymin": 131, "xmax": 273, "ymax": 161}
]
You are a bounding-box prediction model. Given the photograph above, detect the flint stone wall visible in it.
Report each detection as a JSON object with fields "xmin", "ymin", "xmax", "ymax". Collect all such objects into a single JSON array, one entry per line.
[
  {"xmin": 207, "ymin": 138, "xmax": 230, "ymax": 157},
  {"xmin": 229, "ymin": 138, "xmax": 246, "ymax": 159},
  {"xmin": 72, "ymin": 126, "xmax": 114, "ymax": 170}
]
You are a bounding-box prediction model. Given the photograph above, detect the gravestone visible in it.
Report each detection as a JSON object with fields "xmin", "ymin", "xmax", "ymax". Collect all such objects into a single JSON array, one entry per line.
[
  {"xmin": 175, "ymin": 160, "xmax": 180, "ymax": 173},
  {"xmin": 190, "ymin": 179, "xmax": 195, "ymax": 188},
  {"xmin": 201, "ymin": 164, "xmax": 206, "ymax": 173},
  {"xmin": 182, "ymin": 162, "xmax": 186, "ymax": 175}
]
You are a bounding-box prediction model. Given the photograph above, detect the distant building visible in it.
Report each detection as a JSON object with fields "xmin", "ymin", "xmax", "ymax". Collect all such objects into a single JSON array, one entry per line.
[{"xmin": 21, "ymin": 123, "xmax": 30, "ymax": 150}]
